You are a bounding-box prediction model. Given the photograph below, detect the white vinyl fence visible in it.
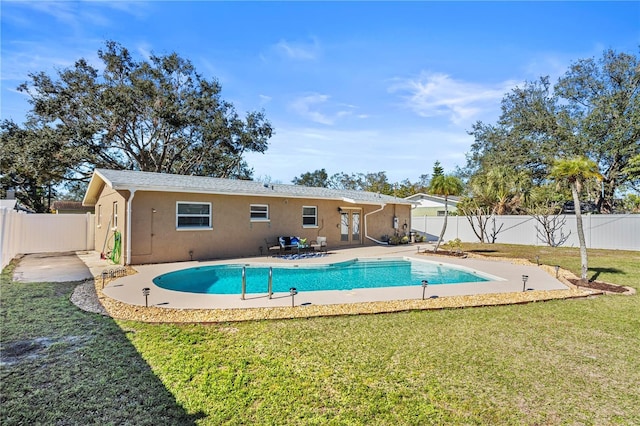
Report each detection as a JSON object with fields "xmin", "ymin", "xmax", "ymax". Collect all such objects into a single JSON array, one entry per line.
[
  {"xmin": 412, "ymin": 214, "xmax": 640, "ymax": 251},
  {"xmin": 1, "ymin": 209, "xmax": 95, "ymax": 269}
]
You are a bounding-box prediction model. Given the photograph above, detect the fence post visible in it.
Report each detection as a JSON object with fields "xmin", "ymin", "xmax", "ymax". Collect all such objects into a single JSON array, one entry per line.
[{"xmin": 85, "ymin": 212, "xmax": 93, "ymax": 251}]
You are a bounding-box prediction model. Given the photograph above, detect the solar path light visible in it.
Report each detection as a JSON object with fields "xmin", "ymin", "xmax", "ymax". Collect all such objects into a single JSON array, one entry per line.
[
  {"xmin": 421, "ymin": 280, "xmax": 429, "ymax": 300},
  {"xmin": 522, "ymin": 275, "xmax": 529, "ymax": 292},
  {"xmin": 142, "ymin": 287, "xmax": 150, "ymax": 307},
  {"xmin": 290, "ymin": 287, "xmax": 298, "ymax": 307}
]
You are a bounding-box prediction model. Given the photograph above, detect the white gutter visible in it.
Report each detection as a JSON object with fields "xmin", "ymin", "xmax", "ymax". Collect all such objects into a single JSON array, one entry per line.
[
  {"xmin": 126, "ymin": 189, "xmax": 136, "ymax": 265},
  {"xmin": 364, "ymin": 203, "xmax": 388, "ymax": 245}
]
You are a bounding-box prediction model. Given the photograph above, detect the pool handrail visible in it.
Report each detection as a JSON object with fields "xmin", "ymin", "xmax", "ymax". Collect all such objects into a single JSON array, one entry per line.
[{"xmin": 241, "ymin": 266, "xmax": 246, "ymax": 300}]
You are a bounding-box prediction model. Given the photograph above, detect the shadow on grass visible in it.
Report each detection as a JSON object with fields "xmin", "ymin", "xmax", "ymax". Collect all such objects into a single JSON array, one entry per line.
[
  {"xmin": 589, "ymin": 267, "xmax": 624, "ymax": 282},
  {"xmin": 467, "ymin": 249, "xmax": 499, "ymax": 254},
  {"xmin": 0, "ymin": 280, "xmax": 205, "ymax": 425}
]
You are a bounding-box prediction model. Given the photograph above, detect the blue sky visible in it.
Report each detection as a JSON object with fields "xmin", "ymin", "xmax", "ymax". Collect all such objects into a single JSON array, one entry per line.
[{"xmin": 2, "ymin": 1, "xmax": 638, "ymax": 184}]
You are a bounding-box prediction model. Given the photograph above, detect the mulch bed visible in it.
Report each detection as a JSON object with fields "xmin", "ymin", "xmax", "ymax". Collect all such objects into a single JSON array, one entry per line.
[
  {"xmin": 425, "ymin": 250, "xmax": 468, "ymax": 258},
  {"xmin": 424, "ymin": 250, "xmax": 630, "ymax": 294},
  {"xmin": 567, "ymin": 278, "xmax": 629, "ymax": 293}
]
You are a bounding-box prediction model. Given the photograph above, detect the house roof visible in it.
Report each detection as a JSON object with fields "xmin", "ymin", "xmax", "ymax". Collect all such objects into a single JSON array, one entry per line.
[{"xmin": 83, "ymin": 169, "xmax": 413, "ymax": 207}]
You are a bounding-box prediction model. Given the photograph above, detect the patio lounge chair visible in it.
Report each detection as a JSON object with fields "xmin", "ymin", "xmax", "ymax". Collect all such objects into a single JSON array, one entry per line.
[
  {"xmin": 265, "ymin": 238, "xmax": 281, "ymax": 255},
  {"xmin": 311, "ymin": 236, "xmax": 327, "ymax": 252}
]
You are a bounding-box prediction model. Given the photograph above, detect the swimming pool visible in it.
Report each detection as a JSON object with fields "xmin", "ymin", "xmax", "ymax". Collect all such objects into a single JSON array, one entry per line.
[{"xmin": 152, "ymin": 258, "xmax": 491, "ymax": 295}]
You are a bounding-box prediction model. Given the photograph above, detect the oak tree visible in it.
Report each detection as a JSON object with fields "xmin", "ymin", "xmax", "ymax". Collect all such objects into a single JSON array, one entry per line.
[
  {"xmin": 467, "ymin": 49, "xmax": 639, "ymax": 212},
  {"xmin": 3, "ymin": 41, "xmax": 273, "ymax": 211}
]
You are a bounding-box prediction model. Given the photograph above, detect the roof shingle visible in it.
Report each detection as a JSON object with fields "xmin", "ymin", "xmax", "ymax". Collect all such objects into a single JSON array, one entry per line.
[{"xmin": 84, "ymin": 169, "xmax": 412, "ymax": 206}]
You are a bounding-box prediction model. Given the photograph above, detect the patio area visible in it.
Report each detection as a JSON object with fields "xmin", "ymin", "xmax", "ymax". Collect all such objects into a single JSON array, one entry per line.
[{"xmin": 76, "ymin": 244, "xmax": 599, "ymax": 323}]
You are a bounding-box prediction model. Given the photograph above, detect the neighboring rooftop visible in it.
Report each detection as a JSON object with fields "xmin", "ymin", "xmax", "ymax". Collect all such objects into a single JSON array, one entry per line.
[
  {"xmin": 51, "ymin": 200, "xmax": 94, "ymax": 214},
  {"xmin": 83, "ymin": 168, "xmax": 413, "ymax": 206},
  {"xmin": 405, "ymin": 193, "xmax": 461, "ymax": 204}
]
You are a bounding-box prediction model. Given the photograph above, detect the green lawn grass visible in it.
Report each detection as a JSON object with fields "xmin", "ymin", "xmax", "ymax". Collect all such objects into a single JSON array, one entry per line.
[{"xmin": 2, "ymin": 245, "xmax": 639, "ymax": 425}]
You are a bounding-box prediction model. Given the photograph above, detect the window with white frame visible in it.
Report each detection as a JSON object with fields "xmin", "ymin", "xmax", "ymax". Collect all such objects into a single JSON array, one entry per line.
[
  {"xmin": 302, "ymin": 206, "xmax": 318, "ymax": 227},
  {"xmin": 250, "ymin": 204, "xmax": 269, "ymax": 221},
  {"xmin": 112, "ymin": 202, "xmax": 118, "ymax": 228},
  {"xmin": 176, "ymin": 202, "xmax": 212, "ymax": 229}
]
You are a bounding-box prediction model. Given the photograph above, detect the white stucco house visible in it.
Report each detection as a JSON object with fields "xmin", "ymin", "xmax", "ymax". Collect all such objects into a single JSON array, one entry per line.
[{"xmin": 405, "ymin": 193, "xmax": 460, "ymax": 217}]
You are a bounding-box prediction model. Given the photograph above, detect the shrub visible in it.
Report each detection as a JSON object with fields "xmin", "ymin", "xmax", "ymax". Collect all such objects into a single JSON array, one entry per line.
[
  {"xmin": 388, "ymin": 235, "xmax": 401, "ymax": 245},
  {"xmin": 443, "ymin": 238, "xmax": 463, "ymax": 254}
]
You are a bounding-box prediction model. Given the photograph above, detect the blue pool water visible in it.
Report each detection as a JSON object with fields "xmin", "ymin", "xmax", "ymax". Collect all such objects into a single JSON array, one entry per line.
[{"xmin": 153, "ymin": 258, "xmax": 490, "ymax": 295}]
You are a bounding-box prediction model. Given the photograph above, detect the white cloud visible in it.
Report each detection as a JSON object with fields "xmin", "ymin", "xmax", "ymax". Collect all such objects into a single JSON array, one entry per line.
[
  {"xmin": 274, "ymin": 37, "xmax": 321, "ymax": 60},
  {"xmin": 259, "ymin": 94, "xmax": 273, "ymax": 105},
  {"xmin": 103, "ymin": 1, "xmax": 151, "ymax": 19},
  {"xmin": 20, "ymin": 2, "xmax": 78, "ymax": 25},
  {"xmin": 287, "ymin": 95, "xmax": 370, "ymax": 126},
  {"xmin": 4, "ymin": 1, "xmax": 148, "ymax": 29},
  {"xmin": 290, "ymin": 94, "xmax": 333, "ymax": 125},
  {"xmin": 289, "ymin": 93, "xmax": 358, "ymax": 125},
  {"xmin": 389, "ymin": 72, "xmax": 519, "ymax": 126}
]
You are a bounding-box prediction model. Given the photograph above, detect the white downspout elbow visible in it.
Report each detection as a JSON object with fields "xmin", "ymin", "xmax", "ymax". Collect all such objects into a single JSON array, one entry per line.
[{"xmin": 365, "ymin": 204, "xmax": 388, "ymax": 245}]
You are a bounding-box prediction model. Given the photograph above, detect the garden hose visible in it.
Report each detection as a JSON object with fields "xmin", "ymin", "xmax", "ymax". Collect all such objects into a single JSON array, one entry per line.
[{"xmin": 110, "ymin": 231, "xmax": 122, "ymax": 264}]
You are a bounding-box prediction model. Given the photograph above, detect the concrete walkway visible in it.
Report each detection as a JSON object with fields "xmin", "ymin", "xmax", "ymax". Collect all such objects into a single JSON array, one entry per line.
[
  {"xmin": 99, "ymin": 244, "xmax": 570, "ymax": 309},
  {"xmin": 12, "ymin": 251, "xmax": 95, "ymax": 283}
]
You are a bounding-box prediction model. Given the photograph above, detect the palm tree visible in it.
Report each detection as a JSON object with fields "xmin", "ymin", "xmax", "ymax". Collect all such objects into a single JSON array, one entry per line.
[
  {"xmin": 550, "ymin": 157, "xmax": 602, "ymax": 282},
  {"xmin": 485, "ymin": 166, "xmax": 531, "ymax": 215},
  {"xmin": 429, "ymin": 174, "xmax": 465, "ymax": 252}
]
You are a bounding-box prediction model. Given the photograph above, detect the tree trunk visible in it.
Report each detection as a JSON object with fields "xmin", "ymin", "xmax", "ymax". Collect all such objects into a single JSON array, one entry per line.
[
  {"xmin": 434, "ymin": 196, "xmax": 449, "ymax": 252},
  {"xmin": 572, "ymin": 183, "xmax": 589, "ymax": 281},
  {"xmin": 596, "ymin": 178, "xmax": 615, "ymax": 214}
]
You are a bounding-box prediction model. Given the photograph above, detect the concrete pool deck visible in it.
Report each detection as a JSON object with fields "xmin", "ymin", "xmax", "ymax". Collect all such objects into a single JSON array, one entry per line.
[{"xmin": 80, "ymin": 244, "xmax": 599, "ymax": 322}]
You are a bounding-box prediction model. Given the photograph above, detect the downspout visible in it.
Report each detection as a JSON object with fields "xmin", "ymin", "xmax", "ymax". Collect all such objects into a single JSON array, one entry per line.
[
  {"xmin": 126, "ymin": 189, "xmax": 136, "ymax": 265},
  {"xmin": 365, "ymin": 203, "xmax": 388, "ymax": 245}
]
